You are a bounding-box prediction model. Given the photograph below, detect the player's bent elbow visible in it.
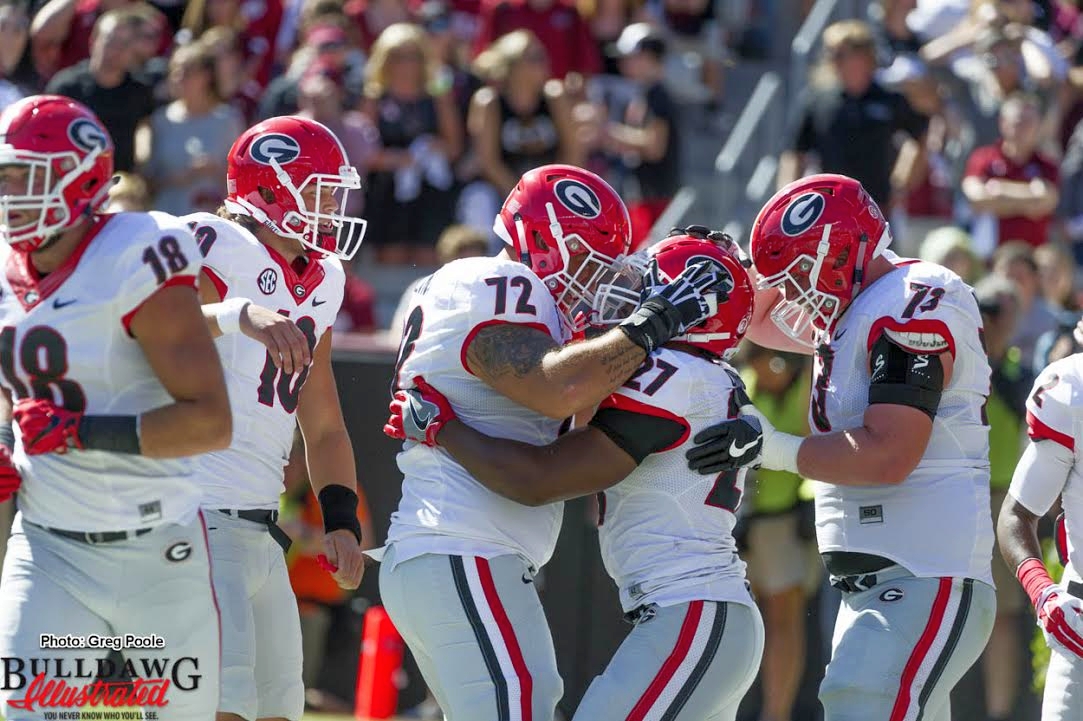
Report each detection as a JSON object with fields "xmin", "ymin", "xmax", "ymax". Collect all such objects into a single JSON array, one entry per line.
[
  {"xmin": 194, "ymin": 400, "xmax": 233, "ymax": 451},
  {"xmin": 875, "ymin": 451, "xmax": 921, "ymax": 485},
  {"xmin": 530, "ymin": 386, "xmax": 582, "ymax": 421}
]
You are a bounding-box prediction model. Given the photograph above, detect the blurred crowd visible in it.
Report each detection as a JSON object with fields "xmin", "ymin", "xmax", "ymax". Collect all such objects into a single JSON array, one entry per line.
[
  {"xmin": 13, "ymin": 0, "xmax": 1083, "ymax": 717},
  {"xmin": 732, "ymin": 3, "xmax": 1083, "ymax": 719},
  {"xmin": 0, "ymin": 0, "xmax": 778, "ymax": 334}
]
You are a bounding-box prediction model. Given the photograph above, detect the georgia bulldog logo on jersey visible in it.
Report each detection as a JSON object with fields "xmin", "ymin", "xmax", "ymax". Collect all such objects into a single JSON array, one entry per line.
[
  {"xmin": 554, "ymin": 179, "xmax": 602, "ymax": 219},
  {"xmin": 780, "ymin": 192, "xmax": 826, "ymax": 236},
  {"xmin": 67, "ymin": 118, "xmax": 108, "ymax": 153},
  {"xmin": 258, "ymin": 268, "xmax": 277, "ymax": 294},
  {"xmin": 249, "ymin": 133, "xmax": 301, "ymax": 166}
]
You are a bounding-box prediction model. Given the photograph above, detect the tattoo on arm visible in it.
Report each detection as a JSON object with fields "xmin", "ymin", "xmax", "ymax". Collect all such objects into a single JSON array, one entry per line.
[
  {"xmin": 601, "ymin": 343, "xmax": 646, "ymax": 385},
  {"xmin": 466, "ymin": 324, "xmax": 559, "ymax": 380}
]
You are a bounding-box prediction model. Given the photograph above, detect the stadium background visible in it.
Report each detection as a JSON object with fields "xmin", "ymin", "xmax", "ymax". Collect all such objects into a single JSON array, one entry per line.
[{"xmin": 0, "ymin": 0, "xmax": 1077, "ymax": 718}]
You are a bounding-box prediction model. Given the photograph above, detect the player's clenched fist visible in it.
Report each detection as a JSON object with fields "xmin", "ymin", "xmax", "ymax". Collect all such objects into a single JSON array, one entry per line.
[
  {"xmin": 383, "ymin": 376, "xmax": 456, "ymax": 446},
  {"xmin": 13, "ymin": 398, "xmax": 83, "ymax": 455},
  {"xmin": 0, "ymin": 446, "xmax": 22, "ymax": 501},
  {"xmin": 1018, "ymin": 557, "xmax": 1083, "ymax": 658},
  {"xmin": 239, "ymin": 304, "xmax": 312, "ymax": 376},
  {"xmin": 1036, "ymin": 585, "xmax": 1083, "ymax": 658}
]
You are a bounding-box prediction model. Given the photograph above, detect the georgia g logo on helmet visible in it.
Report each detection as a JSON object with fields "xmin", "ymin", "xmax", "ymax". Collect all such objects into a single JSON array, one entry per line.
[
  {"xmin": 780, "ymin": 191, "xmax": 826, "ymax": 237},
  {"xmin": 67, "ymin": 118, "xmax": 108, "ymax": 153},
  {"xmin": 554, "ymin": 179, "xmax": 602, "ymax": 219},
  {"xmin": 250, "ymin": 133, "xmax": 301, "ymax": 166}
]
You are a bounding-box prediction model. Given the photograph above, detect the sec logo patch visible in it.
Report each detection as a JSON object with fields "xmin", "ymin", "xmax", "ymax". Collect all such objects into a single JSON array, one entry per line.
[{"xmin": 258, "ymin": 268, "xmax": 277, "ymax": 295}]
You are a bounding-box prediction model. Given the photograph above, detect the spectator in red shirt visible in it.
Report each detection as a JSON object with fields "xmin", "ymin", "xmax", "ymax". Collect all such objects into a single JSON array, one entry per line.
[
  {"xmin": 343, "ymin": 0, "xmax": 410, "ymax": 52},
  {"xmin": 30, "ymin": 0, "xmax": 169, "ymax": 82},
  {"xmin": 963, "ymin": 92, "xmax": 1060, "ymax": 256},
  {"xmin": 472, "ymin": 0, "xmax": 600, "ymax": 81},
  {"xmin": 178, "ymin": 0, "xmax": 282, "ymax": 91}
]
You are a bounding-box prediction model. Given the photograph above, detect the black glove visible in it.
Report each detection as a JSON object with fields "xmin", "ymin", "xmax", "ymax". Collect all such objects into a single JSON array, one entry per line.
[
  {"xmin": 685, "ymin": 414, "xmax": 764, "ymax": 475},
  {"xmin": 669, "ymin": 225, "xmax": 752, "ymax": 268},
  {"xmin": 618, "ymin": 258, "xmax": 720, "ymax": 353}
]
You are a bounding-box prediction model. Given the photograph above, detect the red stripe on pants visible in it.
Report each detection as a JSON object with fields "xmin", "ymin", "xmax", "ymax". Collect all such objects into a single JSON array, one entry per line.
[
  {"xmin": 626, "ymin": 600, "xmax": 704, "ymax": 721},
  {"xmin": 889, "ymin": 578, "xmax": 952, "ymax": 721},
  {"xmin": 476, "ymin": 557, "xmax": 534, "ymax": 721}
]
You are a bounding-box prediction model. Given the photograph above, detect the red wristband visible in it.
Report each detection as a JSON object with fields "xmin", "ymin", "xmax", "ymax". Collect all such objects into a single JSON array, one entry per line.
[{"xmin": 1017, "ymin": 557, "xmax": 1055, "ymax": 609}]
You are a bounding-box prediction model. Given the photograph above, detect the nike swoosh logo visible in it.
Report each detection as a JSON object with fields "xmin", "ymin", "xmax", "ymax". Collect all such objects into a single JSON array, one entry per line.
[
  {"xmin": 834, "ymin": 328, "xmax": 847, "ymax": 341},
  {"xmin": 52, "ymin": 298, "xmax": 76, "ymax": 309},
  {"xmin": 729, "ymin": 438, "xmax": 759, "ymax": 456},
  {"xmin": 312, "ymin": 298, "xmax": 326, "ymax": 307},
  {"xmin": 409, "ymin": 399, "xmax": 434, "ymax": 428}
]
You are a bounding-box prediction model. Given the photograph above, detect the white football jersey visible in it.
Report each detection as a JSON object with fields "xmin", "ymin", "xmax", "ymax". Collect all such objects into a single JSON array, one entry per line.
[
  {"xmin": 1012, "ymin": 354, "xmax": 1083, "ymax": 581},
  {"xmin": 809, "ymin": 255, "xmax": 994, "ymax": 584},
  {"xmin": 386, "ymin": 255, "xmax": 568, "ymax": 571},
  {"xmin": 596, "ymin": 347, "xmax": 754, "ymax": 613},
  {"xmin": 180, "ymin": 212, "xmax": 344, "ymax": 509},
  {"xmin": 0, "ymin": 212, "xmax": 204, "ymax": 531}
]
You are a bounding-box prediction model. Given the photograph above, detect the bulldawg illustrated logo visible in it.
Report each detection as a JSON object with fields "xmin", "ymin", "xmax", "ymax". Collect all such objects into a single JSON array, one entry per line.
[{"xmin": 2, "ymin": 655, "xmax": 202, "ymax": 718}]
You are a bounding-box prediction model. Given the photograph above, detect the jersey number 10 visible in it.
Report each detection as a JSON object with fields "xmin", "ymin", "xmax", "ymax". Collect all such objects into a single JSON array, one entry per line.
[{"xmin": 257, "ymin": 315, "xmax": 318, "ymax": 413}]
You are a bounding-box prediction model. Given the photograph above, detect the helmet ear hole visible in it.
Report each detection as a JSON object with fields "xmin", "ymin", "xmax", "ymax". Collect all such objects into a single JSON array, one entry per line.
[
  {"xmin": 833, "ymin": 247, "xmax": 849, "ymax": 269},
  {"xmin": 258, "ymin": 186, "xmax": 276, "ymax": 204},
  {"xmin": 532, "ymin": 229, "xmax": 548, "ymax": 251}
]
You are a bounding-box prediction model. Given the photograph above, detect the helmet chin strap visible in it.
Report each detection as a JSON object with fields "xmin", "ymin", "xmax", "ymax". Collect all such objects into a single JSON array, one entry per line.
[
  {"xmin": 545, "ymin": 202, "xmax": 565, "ymax": 245},
  {"xmin": 514, "ymin": 212, "xmax": 530, "ymax": 267}
]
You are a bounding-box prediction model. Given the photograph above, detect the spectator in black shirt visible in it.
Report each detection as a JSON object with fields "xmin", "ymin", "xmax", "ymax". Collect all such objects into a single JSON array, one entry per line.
[
  {"xmin": 597, "ymin": 22, "xmax": 680, "ymax": 250},
  {"xmin": 46, "ymin": 7, "xmax": 155, "ymax": 172},
  {"xmin": 779, "ymin": 19, "xmax": 927, "ymax": 210}
]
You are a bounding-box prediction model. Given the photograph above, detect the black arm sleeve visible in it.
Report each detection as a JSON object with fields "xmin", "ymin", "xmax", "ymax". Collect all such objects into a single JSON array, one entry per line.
[
  {"xmin": 589, "ymin": 407, "xmax": 687, "ymax": 465},
  {"xmin": 867, "ymin": 333, "xmax": 946, "ymax": 419}
]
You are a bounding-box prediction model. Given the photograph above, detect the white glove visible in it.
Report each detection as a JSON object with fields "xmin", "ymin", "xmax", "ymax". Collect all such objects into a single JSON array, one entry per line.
[
  {"xmin": 739, "ymin": 404, "xmax": 803, "ymax": 475},
  {"xmin": 1037, "ymin": 585, "xmax": 1083, "ymax": 658}
]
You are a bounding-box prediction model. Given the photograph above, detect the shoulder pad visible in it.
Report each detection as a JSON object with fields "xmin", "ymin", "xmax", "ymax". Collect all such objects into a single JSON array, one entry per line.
[{"xmin": 883, "ymin": 326, "xmax": 951, "ymax": 354}]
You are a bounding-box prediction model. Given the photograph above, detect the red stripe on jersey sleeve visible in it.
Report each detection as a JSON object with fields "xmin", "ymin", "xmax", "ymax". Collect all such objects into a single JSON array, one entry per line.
[
  {"xmin": 202, "ymin": 266, "xmax": 229, "ymax": 301},
  {"xmin": 1026, "ymin": 410, "xmax": 1076, "ymax": 451},
  {"xmin": 121, "ymin": 275, "xmax": 199, "ymax": 336},
  {"xmin": 460, "ymin": 319, "xmax": 556, "ymax": 376},
  {"xmin": 598, "ymin": 392, "xmax": 691, "ymax": 452},
  {"xmin": 865, "ymin": 317, "xmax": 956, "ymax": 358}
]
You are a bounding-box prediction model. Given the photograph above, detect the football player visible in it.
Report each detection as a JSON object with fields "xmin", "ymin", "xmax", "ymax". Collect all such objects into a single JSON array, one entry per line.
[
  {"xmin": 377, "ymin": 165, "xmax": 721, "ymax": 721},
  {"xmin": 684, "ymin": 174, "xmax": 996, "ymax": 721},
  {"xmin": 183, "ymin": 116, "xmax": 365, "ymax": 721},
  {"xmin": 386, "ymin": 229, "xmax": 765, "ymax": 721},
  {"xmin": 0, "ymin": 95, "xmax": 231, "ymax": 720},
  {"xmin": 997, "ymin": 356, "xmax": 1083, "ymax": 721}
]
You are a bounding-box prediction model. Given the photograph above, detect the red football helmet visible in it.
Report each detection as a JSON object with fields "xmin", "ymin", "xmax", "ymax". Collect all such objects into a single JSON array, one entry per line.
[
  {"xmin": 494, "ymin": 165, "xmax": 633, "ymax": 327},
  {"xmin": 643, "ymin": 230, "xmax": 754, "ymax": 359},
  {"xmin": 225, "ymin": 116, "xmax": 365, "ymax": 260},
  {"xmin": 750, "ymin": 174, "xmax": 891, "ymax": 346},
  {"xmin": 0, "ymin": 95, "xmax": 114, "ymax": 252}
]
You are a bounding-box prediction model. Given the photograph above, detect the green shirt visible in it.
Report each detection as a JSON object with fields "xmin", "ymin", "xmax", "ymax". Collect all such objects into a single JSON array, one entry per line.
[{"xmin": 741, "ymin": 368, "xmax": 811, "ymax": 514}]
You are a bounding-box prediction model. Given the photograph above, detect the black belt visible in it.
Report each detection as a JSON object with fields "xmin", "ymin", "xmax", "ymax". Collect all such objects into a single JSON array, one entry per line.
[
  {"xmin": 46, "ymin": 526, "xmax": 153, "ymax": 545},
  {"xmin": 822, "ymin": 551, "xmax": 895, "ymax": 577},
  {"xmin": 823, "ymin": 551, "xmax": 896, "ymax": 594},
  {"xmin": 217, "ymin": 508, "xmax": 292, "ymax": 553},
  {"xmin": 1069, "ymin": 581, "xmax": 1083, "ymax": 600}
]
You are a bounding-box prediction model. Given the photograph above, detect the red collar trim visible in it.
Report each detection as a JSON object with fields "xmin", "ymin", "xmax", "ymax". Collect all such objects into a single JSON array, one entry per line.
[
  {"xmin": 6, "ymin": 215, "xmax": 110, "ymax": 311},
  {"xmin": 263, "ymin": 243, "xmax": 326, "ymax": 304}
]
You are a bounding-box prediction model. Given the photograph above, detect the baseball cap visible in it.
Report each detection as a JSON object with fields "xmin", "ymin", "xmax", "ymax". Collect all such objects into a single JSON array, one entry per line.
[{"xmin": 610, "ymin": 22, "xmax": 666, "ymax": 59}]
